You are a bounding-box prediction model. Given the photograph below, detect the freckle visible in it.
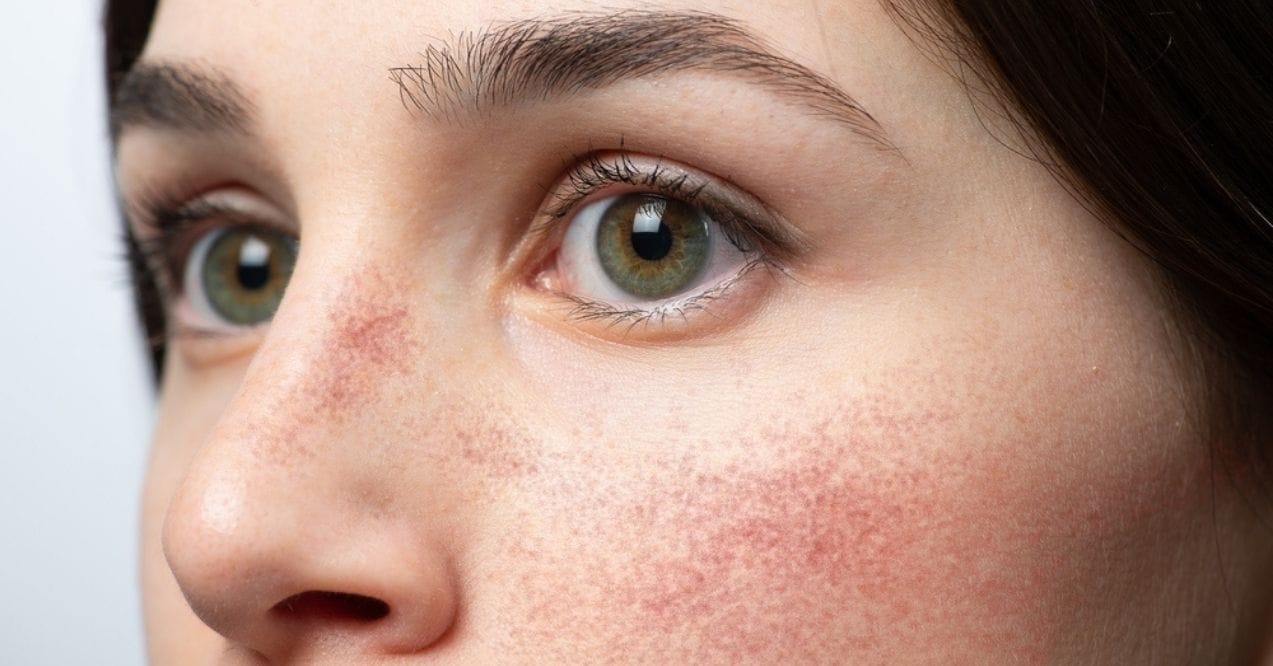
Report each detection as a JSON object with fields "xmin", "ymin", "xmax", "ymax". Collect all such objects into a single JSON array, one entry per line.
[
  {"xmin": 449, "ymin": 400, "xmax": 541, "ymax": 480},
  {"xmin": 304, "ymin": 272, "xmax": 417, "ymax": 416},
  {"xmin": 332, "ymin": 304, "xmax": 409, "ymax": 368},
  {"xmin": 588, "ymin": 394, "xmax": 1022, "ymax": 660},
  {"xmin": 234, "ymin": 403, "xmax": 316, "ymax": 466}
]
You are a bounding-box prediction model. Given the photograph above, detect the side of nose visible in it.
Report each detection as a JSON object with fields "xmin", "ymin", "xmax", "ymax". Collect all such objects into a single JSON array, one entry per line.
[{"xmin": 160, "ymin": 272, "xmax": 460, "ymax": 661}]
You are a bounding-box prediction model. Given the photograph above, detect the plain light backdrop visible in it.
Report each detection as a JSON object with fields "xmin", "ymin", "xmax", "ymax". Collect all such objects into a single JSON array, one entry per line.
[{"xmin": 1, "ymin": 1, "xmax": 152, "ymax": 664}]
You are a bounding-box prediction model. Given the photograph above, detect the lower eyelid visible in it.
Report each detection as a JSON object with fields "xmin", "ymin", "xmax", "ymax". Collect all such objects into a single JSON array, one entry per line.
[
  {"xmin": 549, "ymin": 256, "xmax": 779, "ymax": 340},
  {"xmin": 168, "ymin": 320, "xmax": 267, "ymax": 368}
]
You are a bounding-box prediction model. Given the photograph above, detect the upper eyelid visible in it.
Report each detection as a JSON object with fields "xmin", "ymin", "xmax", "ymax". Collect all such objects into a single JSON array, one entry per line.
[
  {"xmin": 544, "ymin": 153, "xmax": 706, "ymax": 218},
  {"xmin": 129, "ymin": 186, "xmax": 293, "ymax": 234},
  {"xmin": 536, "ymin": 153, "xmax": 809, "ymax": 260},
  {"xmin": 130, "ymin": 191, "xmax": 295, "ymax": 295},
  {"xmin": 542, "ymin": 162, "xmax": 705, "ymax": 224}
]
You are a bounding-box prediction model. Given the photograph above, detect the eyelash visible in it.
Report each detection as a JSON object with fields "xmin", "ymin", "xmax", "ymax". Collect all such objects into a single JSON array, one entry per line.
[
  {"xmin": 129, "ymin": 188, "xmax": 288, "ymax": 339},
  {"xmin": 533, "ymin": 152, "xmax": 789, "ymax": 329},
  {"xmin": 133, "ymin": 193, "xmax": 238, "ymax": 298},
  {"xmin": 558, "ymin": 258, "xmax": 768, "ymax": 332},
  {"xmin": 125, "ymin": 152, "xmax": 792, "ymax": 339},
  {"xmin": 542, "ymin": 152, "xmax": 774, "ymax": 252}
]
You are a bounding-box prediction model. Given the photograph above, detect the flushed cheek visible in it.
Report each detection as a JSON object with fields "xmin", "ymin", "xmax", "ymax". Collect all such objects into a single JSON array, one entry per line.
[
  {"xmin": 600, "ymin": 457, "xmax": 961, "ymax": 656},
  {"xmin": 474, "ymin": 391, "xmax": 1200, "ymax": 663}
]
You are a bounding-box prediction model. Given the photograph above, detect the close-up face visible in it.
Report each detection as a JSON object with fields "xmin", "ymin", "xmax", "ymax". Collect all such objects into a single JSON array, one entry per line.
[{"xmin": 114, "ymin": 0, "xmax": 1273, "ymax": 663}]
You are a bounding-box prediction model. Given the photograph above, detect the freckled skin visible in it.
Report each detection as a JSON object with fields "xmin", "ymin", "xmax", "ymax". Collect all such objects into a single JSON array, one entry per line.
[
  {"xmin": 474, "ymin": 382, "xmax": 1183, "ymax": 663},
  {"xmin": 308, "ymin": 287, "xmax": 413, "ymax": 416},
  {"xmin": 125, "ymin": 0, "xmax": 1273, "ymax": 663}
]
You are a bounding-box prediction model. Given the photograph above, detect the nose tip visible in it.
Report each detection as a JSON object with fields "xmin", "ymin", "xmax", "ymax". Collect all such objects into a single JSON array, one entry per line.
[{"xmin": 162, "ymin": 454, "xmax": 458, "ymax": 660}]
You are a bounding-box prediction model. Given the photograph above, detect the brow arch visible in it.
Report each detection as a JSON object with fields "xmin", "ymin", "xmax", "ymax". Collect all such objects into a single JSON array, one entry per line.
[{"xmin": 389, "ymin": 10, "xmax": 896, "ymax": 151}]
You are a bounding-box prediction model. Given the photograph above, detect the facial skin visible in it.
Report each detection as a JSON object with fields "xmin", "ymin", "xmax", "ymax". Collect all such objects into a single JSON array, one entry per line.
[{"xmin": 118, "ymin": 0, "xmax": 1273, "ymax": 663}]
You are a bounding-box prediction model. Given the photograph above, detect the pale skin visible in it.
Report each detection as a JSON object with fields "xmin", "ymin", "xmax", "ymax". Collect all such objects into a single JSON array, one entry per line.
[{"xmin": 118, "ymin": 0, "xmax": 1273, "ymax": 663}]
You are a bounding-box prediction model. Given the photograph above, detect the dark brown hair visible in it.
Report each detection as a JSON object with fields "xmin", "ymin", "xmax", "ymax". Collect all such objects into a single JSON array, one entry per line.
[{"xmin": 104, "ymin": 2, "xmax": 1273, "ymax": 468}]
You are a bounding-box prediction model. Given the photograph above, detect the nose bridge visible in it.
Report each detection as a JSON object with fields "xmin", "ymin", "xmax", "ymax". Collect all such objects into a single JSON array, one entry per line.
[
  {"xmin": 186, "ymin": 256, "xmax": 421, "ymax": 479},
  {"xmin": 161, "ymin": 254, "xmax": 460, "ymax": 658},
  {"xmin": 269, "ymin": 254, "xmax": 421, "ymax": 426}
]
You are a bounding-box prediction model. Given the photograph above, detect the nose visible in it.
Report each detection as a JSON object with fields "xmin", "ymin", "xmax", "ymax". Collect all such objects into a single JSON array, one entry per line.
[{"xmin": 161, "ymin": 271, "xmax": 459, "ymax": 661}]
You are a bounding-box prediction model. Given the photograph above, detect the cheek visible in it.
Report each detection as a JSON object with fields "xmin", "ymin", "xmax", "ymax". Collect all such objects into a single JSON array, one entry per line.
[
  {"xmin": 487, "ymin": 407, "xmax": 1026, "ymax": 659},
  {"xmin": 476, "ymin": 334, "xmax": 1205, "ymax": 661}
]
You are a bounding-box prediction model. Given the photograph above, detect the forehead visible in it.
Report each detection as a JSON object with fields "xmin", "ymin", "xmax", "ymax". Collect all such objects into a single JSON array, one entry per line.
[
  {"xmin": 146, "ymin": 0, "xmax": 847, "ymax": 54},
  {"xmin": 140, "ymin": 0, "xmax": 913, "ymax": 122}
]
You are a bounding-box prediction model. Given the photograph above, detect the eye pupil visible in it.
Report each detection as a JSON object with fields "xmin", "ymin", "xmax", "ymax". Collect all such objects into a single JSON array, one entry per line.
[
  {"xmin": 235, "ymin": 236, "xmax": 273, "ymax": 290},
  {"xmin": 630, "ymin": 202, "xmax": 675, "ymax": 261},
  {"xmin": 236, "ymin": 263, "xmax": 270, "ymax": 289}
]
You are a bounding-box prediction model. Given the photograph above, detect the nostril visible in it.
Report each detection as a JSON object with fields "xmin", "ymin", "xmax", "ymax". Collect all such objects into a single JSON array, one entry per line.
[{"xmin": 272, "ymin": 591, "xmax": 391, "ymax": 622}]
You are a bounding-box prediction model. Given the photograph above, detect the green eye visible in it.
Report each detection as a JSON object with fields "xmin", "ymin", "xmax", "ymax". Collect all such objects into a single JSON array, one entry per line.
[
  {"xmin": 185, "ymin": 226, "xmax": 297, "ymax": 326},
  {"xmin": 594, "ymin": 193, "xmax": 710, "ymax": 299}
]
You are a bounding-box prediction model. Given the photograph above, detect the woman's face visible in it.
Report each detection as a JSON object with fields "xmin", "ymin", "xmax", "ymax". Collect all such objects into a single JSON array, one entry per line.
[{"xmin": 120, "ymin": 0, "xmax": 1271, "ymax": 663}]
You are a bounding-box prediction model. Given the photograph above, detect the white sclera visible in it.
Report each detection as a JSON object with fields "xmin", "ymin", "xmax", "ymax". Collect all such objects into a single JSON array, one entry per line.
[{"xmin": 183, "ymin": 227, "xmax": 225, "ymax": 326}]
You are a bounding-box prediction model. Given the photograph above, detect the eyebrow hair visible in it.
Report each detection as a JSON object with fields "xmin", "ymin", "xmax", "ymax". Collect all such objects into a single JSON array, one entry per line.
[
  {"xmin": 388, "ymin": 10, "xmax": 895, "ymax": 151},
  {"xmin": 110, "ymin": 63, "xmax": 253, "ymax": 140}
]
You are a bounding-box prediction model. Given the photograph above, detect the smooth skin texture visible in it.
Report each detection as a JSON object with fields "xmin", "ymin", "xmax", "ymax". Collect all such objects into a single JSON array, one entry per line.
[{"xmin": 120, "ymin": 0, "xmax": 1273, "ymax": 663}]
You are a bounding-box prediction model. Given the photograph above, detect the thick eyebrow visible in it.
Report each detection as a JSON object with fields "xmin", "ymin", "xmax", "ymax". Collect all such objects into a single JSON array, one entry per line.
[
  {"xmin": 389, "ymin": 10, "xmax": 895, "ymax": 151},
  {"xmin": 110, "ymin": 63, "xmax": 253, "ymax": 141}
]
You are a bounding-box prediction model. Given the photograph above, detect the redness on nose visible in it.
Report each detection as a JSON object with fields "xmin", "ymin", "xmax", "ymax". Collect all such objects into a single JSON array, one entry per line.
[
  {"xmin": 307, "ymin": 275, "xmax": 417, "ymax": 415},
  {"xmin": 272, "ymin": 591, "xmax": 390, "ymax": 622},
  {"xmin": 332, "ymin": 305, "xmax": 409, "ymax": 367}
]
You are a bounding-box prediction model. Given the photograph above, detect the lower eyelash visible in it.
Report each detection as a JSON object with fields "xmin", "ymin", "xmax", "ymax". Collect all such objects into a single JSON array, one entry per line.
[{"xmin": 559, "ymin": 256, "xmax": 772, "ymax": 333}]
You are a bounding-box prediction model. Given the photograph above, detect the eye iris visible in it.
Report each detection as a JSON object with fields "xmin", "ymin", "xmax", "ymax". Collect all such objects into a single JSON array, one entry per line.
[
  {"xmin": 202, "ymin": 228, "xmax": 296, "ymax": 325},
  {"xmin": 596, "ymin": 193, "xmax": 710, "ymax": 299}
]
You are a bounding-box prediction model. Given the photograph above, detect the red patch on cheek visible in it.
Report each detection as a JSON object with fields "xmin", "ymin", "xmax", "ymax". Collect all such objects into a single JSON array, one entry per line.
[
  {"xmin": 447, "ymin": 402, "xmax": 541, "ymax": 479},
  {"xmin": 616, "ymin": 457, "xmax": 934, "ymax": 648},
  {"xmin": 556, "ymin": 404, "xmax": 1053, "ymax": 661},
  {"xmin": 459, "ymin": 435, "xmax": 537, "ymax": 478}
]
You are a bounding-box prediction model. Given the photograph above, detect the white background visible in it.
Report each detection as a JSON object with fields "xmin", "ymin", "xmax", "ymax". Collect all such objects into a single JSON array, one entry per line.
[{"xmin": 0, "ymin": 1, "xmax": 153, "ymax": 664}]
